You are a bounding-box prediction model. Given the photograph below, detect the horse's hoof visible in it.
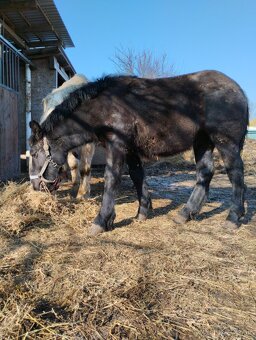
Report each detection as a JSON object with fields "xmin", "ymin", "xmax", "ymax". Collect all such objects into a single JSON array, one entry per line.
[
  {"xmin": 223, "ymin": 220, "xmax": 240, "ymax": 230},
  {"xmin": 76, "ymin": 193, "xmax": 90, "ymax": 200},
  {"xmin": 173, "ymin": 213, "xmax": 188, "ymax": 224},
  {"xmin": 88, "ymin": 223, "xmax": 105, "ymax": 236},
  {"xmin": 136, "ymin": 213, "xmax": 147, "ymax": 221}
]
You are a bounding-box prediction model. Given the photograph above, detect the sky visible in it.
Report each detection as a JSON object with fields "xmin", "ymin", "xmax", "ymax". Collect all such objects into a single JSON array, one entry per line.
[{"xmin": 55, "ymin": 0, "xmax": 256, "ymax": 118}]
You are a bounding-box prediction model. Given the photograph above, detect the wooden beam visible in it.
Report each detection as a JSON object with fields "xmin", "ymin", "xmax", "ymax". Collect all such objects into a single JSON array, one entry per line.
[
  {"xmin": 17, "ymin": 24, "xmax": 53, "ymax": 34},
  {"xmin": 19, "ymin": 11, "xmax": 32, "ymax": 26},
  {"xmin": 51, "ymin": 56, "xmax": 69, "ymax": 81},
  {"xmin": 1, "ymin": 21, "xmax": 27, "ymax": 49},
  {"xmin": 0, "ymin": 1, "xmax": 37, "ymax": 12},
  {"xmin": 27, "ymin": 40, "xmax": 61, "ymax": 48},
  {"xmin": 26, "ymin": 48, "xmax": 59, "ymax": 59}
]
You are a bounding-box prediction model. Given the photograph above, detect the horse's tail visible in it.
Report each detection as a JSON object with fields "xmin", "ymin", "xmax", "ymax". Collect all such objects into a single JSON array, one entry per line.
[
  {"xmin": 246, "ymin": 101, "xmax": 250, "ymax": 127},
  {"xmin": 239, "ymin": 101, "xmax": 249, "ymax": 151}
]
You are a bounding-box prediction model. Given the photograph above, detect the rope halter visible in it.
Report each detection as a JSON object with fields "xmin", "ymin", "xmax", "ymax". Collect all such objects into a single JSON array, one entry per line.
[{"xmin": 29, "ymin": 137, "xmax": 61, "ymax": 185}]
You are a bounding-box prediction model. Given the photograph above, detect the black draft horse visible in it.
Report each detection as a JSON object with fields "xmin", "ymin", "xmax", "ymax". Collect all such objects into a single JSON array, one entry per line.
[{"xmin": 29, "ymin": 70, "xmax": 249, "ymax": 235}]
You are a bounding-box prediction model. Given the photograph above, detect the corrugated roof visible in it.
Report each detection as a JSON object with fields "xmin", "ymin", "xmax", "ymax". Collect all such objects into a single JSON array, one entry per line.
[
  {"xmin": 37, "ymin": 0, "xmax": 74, "ymax": 48},
  {"xmin": 0, "ymin": 0, "xmax": 74, "ymax": 49}
]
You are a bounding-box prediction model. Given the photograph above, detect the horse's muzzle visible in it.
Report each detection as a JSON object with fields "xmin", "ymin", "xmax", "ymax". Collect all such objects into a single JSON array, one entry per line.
[{"xmin": 39, "ymin": 177, "xmax": 61, "ymax": 193}]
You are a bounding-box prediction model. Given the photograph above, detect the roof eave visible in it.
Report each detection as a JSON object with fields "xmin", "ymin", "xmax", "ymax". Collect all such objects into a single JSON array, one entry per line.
[{"xmin": 37, "ymin": 0, "xmax": 74, "ymax": 49}]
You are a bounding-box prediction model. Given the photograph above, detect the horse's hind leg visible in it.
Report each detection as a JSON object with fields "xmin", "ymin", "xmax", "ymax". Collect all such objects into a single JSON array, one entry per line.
[
  {"xmin": 214, "ymin": 140, "xmax": 245, "ymax": 228},
  {"xmin": 174, "ymin": 131, "xmax": 214, "ymax": 223},
  {"xmin": 67, "ymin": 151, "xmax": 80, "ymax": 184},
  {"xmin": 77, "ymin": 143, "xmax": 95, "ymax": 199},
  {"xmin": 126, "ymin": 153, "xmax": 152, "ymax": 221}
]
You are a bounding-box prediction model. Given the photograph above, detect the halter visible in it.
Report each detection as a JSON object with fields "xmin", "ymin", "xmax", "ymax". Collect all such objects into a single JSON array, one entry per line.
[{"xmin": 29, "ymin": 137, "xmax": 61, "ymax": 184}]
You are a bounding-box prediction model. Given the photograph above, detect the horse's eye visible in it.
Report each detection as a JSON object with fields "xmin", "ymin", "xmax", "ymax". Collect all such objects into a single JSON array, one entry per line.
[{"xmin": 30, "ymin": 150, "xmax": 38, "ymax": 158}]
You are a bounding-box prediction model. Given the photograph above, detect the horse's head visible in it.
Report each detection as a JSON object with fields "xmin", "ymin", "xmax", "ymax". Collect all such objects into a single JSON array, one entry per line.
[{"xmin": 29, "ymin": 120, "xmax": 66, "ymax": 192}]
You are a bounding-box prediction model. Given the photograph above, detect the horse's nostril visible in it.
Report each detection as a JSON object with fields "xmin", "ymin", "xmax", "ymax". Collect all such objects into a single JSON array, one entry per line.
[{"xmin": 39, "ymin": 181, "xmax": 48, "ymax": 192}]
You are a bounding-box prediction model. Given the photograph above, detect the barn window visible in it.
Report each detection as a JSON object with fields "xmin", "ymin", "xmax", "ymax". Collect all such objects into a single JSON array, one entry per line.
[{"xmin": 0, "ymin": 36, "xmax": 20, "ymax": 92}]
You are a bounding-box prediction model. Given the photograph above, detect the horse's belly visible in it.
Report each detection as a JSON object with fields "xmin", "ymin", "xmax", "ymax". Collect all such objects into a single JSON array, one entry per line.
[{"xmin": 135, "ymin": 125, "xmax": 196, "ymax": 159}]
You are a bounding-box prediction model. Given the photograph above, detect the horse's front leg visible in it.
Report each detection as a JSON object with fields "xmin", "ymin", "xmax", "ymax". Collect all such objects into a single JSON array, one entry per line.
[
  {"xmin": 126, "ymin": 152, "xmax": 152, "ymax": 220},
  {"xmin": 89, "ymin": 143, "xmax": 125, "ymax": 236}
]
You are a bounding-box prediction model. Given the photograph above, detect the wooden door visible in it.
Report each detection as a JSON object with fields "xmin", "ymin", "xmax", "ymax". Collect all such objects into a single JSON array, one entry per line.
[{"xmin": 0, "ymin": 86, "xmax": 19, "ymax": 181}]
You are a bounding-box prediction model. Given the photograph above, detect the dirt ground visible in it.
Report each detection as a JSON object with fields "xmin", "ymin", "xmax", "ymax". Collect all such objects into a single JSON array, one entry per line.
[{"xmin": 0, "ymin": 140, "xmax": 255, "ymax": 339}]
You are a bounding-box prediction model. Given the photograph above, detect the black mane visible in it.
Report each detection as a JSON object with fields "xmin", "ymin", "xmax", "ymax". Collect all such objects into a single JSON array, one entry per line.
[{"xmin": 41, "ymin": 76, "xmax": 119, "ymax": 132}]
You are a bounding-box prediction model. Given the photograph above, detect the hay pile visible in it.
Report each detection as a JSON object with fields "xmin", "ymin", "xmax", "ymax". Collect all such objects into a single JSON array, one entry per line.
[{"xmin": 0, "ymin": 140, "xmax": 255, "ymax": 339}]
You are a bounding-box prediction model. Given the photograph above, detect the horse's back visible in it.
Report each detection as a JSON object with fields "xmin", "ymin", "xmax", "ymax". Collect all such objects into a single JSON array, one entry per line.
[{"xmin": 109, "ymin": 71, "xmax": 248, "ymax": 157}]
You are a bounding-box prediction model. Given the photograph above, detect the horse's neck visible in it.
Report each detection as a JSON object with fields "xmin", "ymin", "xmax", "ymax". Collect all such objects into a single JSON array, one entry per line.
[
  {"xmin": 49, "ymin": 129, "xmax": 94, "ymax": 153},
  {"xmin": 46, "ymin": 105, "xmax": 96, "ymax": 151},
  {"xmin": 65, "ymin": 134, "xmax": 92, "ymax": 151}
]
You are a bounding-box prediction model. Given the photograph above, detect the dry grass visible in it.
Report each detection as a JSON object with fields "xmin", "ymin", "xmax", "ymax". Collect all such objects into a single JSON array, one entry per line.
[{"xmin": 0, "ymin": 140, "xmax": 255, "ymax": 339}]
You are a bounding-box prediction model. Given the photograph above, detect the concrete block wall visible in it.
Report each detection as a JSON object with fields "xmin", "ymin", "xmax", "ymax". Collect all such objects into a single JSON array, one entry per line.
[
  {"xmin": 19, "ymin": 58, "xmax": 57, "ymax": 171},
  {"xmin": 24, "ymin": 58, "xmax": 107, "ymax": 166},
  {"xmin": 31, "ymin": 58, "xmax": 56, "ymax": 122}
]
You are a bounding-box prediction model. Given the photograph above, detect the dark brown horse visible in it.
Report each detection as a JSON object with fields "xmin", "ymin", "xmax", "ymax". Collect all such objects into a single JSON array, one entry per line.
[{"xmin": 29, "ymin": 70, "xmax": 249, "ymax": 235}]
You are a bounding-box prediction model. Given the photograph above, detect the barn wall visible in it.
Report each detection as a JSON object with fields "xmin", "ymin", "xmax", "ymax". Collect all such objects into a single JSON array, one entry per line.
[
  {"xmin": 18, "ymin": 58, "xmax": 56, "ymax": 158},
  {"xmin": 31, "ymin": 58, "xmax": 56, "ymax": 122},
  {"xmin": 0, "ymin": 86, "xmax": 19, "ymax": 180},
  {"xmin": 28, "ymin": 59, "xmax": 107, "ymax": 166}
]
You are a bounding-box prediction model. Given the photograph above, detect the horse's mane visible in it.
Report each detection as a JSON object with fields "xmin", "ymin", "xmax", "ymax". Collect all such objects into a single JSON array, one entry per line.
[
  {"xmin": 40, "ymin": 74, "xmax": 88, "ymax": 124},
  {"xmin": 41, "ymin": 76, "xmax": 112, "ymax": 132},
  {"xmin": 41, "ymin": 75, "xmax": 138, "ymax": 132}
]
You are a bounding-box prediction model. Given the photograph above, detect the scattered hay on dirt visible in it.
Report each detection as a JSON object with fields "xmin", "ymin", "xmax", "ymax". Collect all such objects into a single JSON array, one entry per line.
[{"xmin": 0, "ymin": 140, "xmax": 255, "ymax": 339}]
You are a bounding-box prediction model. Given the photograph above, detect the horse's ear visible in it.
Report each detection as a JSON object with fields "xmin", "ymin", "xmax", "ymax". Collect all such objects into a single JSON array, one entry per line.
[{"xmin": 29, "ymin": 120, "xmax": 43, "ymax": 140}]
